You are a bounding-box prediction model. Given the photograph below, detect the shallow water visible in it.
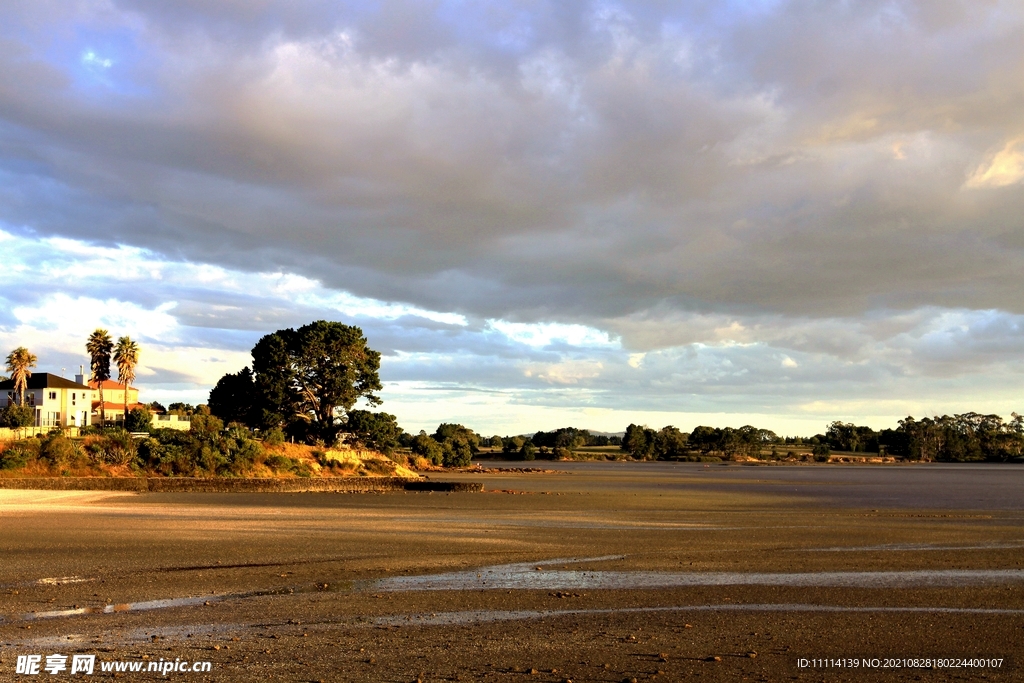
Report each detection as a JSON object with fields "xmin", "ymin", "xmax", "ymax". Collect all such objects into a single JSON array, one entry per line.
[
  {"xmin": 372, "ymin": 560, "xmax": 1024, "ymax": 592},
  {"xmin": 7, "ymin": 554, "xmax": 1023, "ymax": 624},
  {"xmin": 372, "ymin": 603, "xmax": 1024, "ymax": 627}
]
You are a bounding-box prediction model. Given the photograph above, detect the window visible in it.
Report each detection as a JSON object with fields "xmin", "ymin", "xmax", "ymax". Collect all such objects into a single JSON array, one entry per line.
[{"xmin": 49, "ymin": 391, "xmax": 58, "ymax": 401}]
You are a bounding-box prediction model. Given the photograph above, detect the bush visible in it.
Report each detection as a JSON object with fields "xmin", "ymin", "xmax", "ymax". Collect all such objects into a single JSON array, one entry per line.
[
  {"xmin": 190, "ymin": 414, "xmax": 224, "ymax": 438},
  {"xmin": 411, "ymin": 432, "xmax": 444, "ymax": 466},
  {"xmin": 39, "ymin": 434, "xmax": 83, "ymax": 468},
  {"xmin": 0, "ymin": 441, "xmax": 37, "ymax": 469},
  {"xmin": 345, "ymin": 410, "xmax": 402, "ymax": 454},
  {"xmin": 0, "ymin": 404, "xmax": 34, "ymax": 428},
  {"xmin": 125, "ymin": 406, "xmax": 153, "ymax": 432},
  {"xmin": 812, "ymin": 444, "xmax": 831, "ymax": 462},
  {"xmin": 266, "ymin": 454, "xmax": 296, "ymax": 472},
  {"xmin": 520, "ymin": 441, "xmax": 536, "ymax": 461},
  {"xmin": 441, "ymin": 438, "xmax": 473, "ymax": 467},
  {"xmin": 263, "ymin": 427, "xmax": 285, "ymax": 446},
  {"xmin": 101, "ymin": 430, "xmax": 139, "ymax": 466},
  {"xmin": 362, "ymin": 458, "xmax": 398, "ymax": 475}
]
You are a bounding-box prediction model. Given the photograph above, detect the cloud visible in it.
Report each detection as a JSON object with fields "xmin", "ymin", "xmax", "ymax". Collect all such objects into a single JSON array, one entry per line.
[
  {"xmin": 3, "ymin": 2, "xmax": 1024, "ymax": 432},
  {"xmin": 966, "ymin": 137, "xmax": 1024, "ymax": 188}
]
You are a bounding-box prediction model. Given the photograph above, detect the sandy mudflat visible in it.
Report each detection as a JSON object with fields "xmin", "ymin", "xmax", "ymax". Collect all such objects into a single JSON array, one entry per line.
[{"xmin": 1, "ymin": 462, "xmax": 1022, "ymax": 682}]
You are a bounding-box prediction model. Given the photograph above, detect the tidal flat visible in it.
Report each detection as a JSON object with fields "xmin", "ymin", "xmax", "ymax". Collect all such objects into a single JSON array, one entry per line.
[{"xmin": 1, "ymin": 462, "xmax": 1022, "ymax": 682}]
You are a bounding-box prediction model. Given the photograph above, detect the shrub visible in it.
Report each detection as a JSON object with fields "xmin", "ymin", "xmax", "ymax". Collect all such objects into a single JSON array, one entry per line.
[
  {"xmin": 411, "ymin": 433, "xmax": 444, "ymax": 465},
  {"xmin": 101, "ymin": 430, "xmax": 139, "ymax": 466},
  {"xmin": 362, "ymin": 458, "xmax": 397, "ymax": 475},
  {"xmin": 125, "ymin": 406, "xmax": 153, "ymax": 433},
  {"xmin": 190, "ymin": 414, "xmax": 224, "ymax": 438},
  {"xmin": 265, "ymin": 454, "xmax": 311, "ymax": 476},
  {"xmin": 812, "ymin": 444, "xmax": 831, "ymax": 462},
  {"xmin": 263, "ymin": 427, "xmax": 285, "ymax": 446},
  {"xmin": 441, "ymin": 438, "xmax": 473, "ymax": 467},
  {"xmin": 265, "ymin": 454, "xmax": 294, "ymax": 472},
  {"xmin": 0, "ymin": 405, "xmax": 34, "ymax": 428},
  {"xmin": 345, "ymin": 410, "xmax": 402, "ymax": 454},
  {"xmin": 0, "ymin": 441, "xmax": 37, "ymax": 469},
  {"xmin": 519, "ymin": 441, "xmax": 536, "ymax": 461},
  {"xmin": 39, "ymin": 435, "xmax": 83, "ymax": 468},
  {"xmin": 0, "ymin": 404, "xmax": 34, "ymax": 428}
]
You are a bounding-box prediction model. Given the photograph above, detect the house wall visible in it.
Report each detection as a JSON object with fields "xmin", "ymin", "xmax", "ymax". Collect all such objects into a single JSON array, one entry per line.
[
  {"xmin": 151, "ymin": 414, "xmax": 191, "ymax": 431},
  {"xmin": 1, "ymin": 387, "xmax": 91, "ymax": 428}
]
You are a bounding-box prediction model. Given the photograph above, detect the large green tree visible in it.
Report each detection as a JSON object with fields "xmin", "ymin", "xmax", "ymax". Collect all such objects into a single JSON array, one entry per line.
[
  {"xmin": 86, "ymin": 329, "xmax": 113, "ymax": 425},
  {"xmin": 114, "ymin": 336, "xmax": 140, "ymax": 426},
  {"xmin": 250, "ymin": 321, "xmax": 382, "ymax": 443},
  {"xmin": 208, "ymin": 367, "xmax": 257, "ymax": 426},
  {"xmin": 5, "ymin": 346, "xmax": 37, "ymax": 406}
]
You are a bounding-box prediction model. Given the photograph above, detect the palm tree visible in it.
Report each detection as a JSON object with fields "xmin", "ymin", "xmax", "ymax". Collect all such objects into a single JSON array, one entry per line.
[
  {"xmin": 86, "ymin": 329, "xmax": 113, "ymax": 425},
  {"xmin": 5, "ymin": 347, "xmax": 37, "ymax": 406},
  {"xmin": 113, "ymin": 336, "xmax": 140, "ymax": 427}
]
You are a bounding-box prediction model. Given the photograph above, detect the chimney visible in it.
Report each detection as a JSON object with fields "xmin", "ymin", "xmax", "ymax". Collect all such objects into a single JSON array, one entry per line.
[{"xmin": 75, "ymin": 365, "xmax": 86, "ymax": 385}]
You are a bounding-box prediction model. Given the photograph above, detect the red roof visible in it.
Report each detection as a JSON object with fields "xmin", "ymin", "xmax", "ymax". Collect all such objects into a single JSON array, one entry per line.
[
  {"xmin": 92, "ymin": 402, "xmax": 145, "ymax": 411},
  {"xmin": 89, "ymin": 380, "xmax": 137, "ymax": 390}
]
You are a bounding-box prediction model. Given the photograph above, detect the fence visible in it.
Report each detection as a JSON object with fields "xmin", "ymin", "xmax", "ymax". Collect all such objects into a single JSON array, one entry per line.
[{"xmin": 0, "ymin": 426, "xmax": 81, "ymax": 442}]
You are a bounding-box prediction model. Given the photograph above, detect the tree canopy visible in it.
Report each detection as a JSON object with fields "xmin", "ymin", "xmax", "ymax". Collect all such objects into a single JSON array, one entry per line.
[{"xmin": 211, "ymin": 321, "xmax": 383, "ymax": 444}]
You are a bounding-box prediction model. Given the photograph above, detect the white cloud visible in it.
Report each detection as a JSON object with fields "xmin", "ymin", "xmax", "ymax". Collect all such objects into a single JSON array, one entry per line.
[{"xmin": 966, "ymin": 137, "xmax": 1024, "ymax": 188}]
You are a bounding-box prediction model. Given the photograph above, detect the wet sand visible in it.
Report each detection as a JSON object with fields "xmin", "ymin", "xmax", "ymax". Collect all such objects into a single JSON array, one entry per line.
[{"xmin": 1, "ymin": 462, "xmax": 1022, "ymax": 681}]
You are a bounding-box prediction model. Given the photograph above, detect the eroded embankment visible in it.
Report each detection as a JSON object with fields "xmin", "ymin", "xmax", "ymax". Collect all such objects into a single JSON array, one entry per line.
[{"xmin": 0, "ymin": 477, "xmax": 482, "ymax": 493}]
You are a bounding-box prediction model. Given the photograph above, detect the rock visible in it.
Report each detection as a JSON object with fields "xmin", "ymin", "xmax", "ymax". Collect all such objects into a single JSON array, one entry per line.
[{"xmin": 705, "ymin": 656, "xmax": 721, "ymax": 662}]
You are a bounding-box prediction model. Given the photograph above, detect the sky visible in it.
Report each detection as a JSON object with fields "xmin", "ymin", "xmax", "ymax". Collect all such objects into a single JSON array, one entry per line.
[{"xmin": 2, "ymin": 0, "xmax": 1024, "ymax": 437}]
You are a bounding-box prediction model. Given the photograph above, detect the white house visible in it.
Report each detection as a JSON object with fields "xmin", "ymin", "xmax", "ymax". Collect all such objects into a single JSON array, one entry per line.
[{"xmin": 0, "ymin": 373, "xmax": 93, "ymax": 428}]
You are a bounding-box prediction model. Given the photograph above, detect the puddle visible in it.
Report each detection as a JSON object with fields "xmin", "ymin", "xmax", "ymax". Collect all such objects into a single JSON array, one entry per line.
[
  {"xmin": 6, "ymin": 555, "xmax": 1023, "ymax": 624},
  {"xmin": 372, "ymin": 561, "xmax": 1024, "ymax": 592},
  {"xmin": 371, "ymin": 603, "xmax": 1024, "ymax": 627},
  {"xmin": 22, "ymin": 595, "xmax": 224, "ymax": 621},
  {"xmin": 797, "ymin": 542, "xmax": 1024, "ymax": 553},
  {"xmin": 34, "ymin": 576, "xmax": 96, "ymax": 587},
  {"xmin": 7, "ymin": 623, "xmax": 245, "ymax": 649}
]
